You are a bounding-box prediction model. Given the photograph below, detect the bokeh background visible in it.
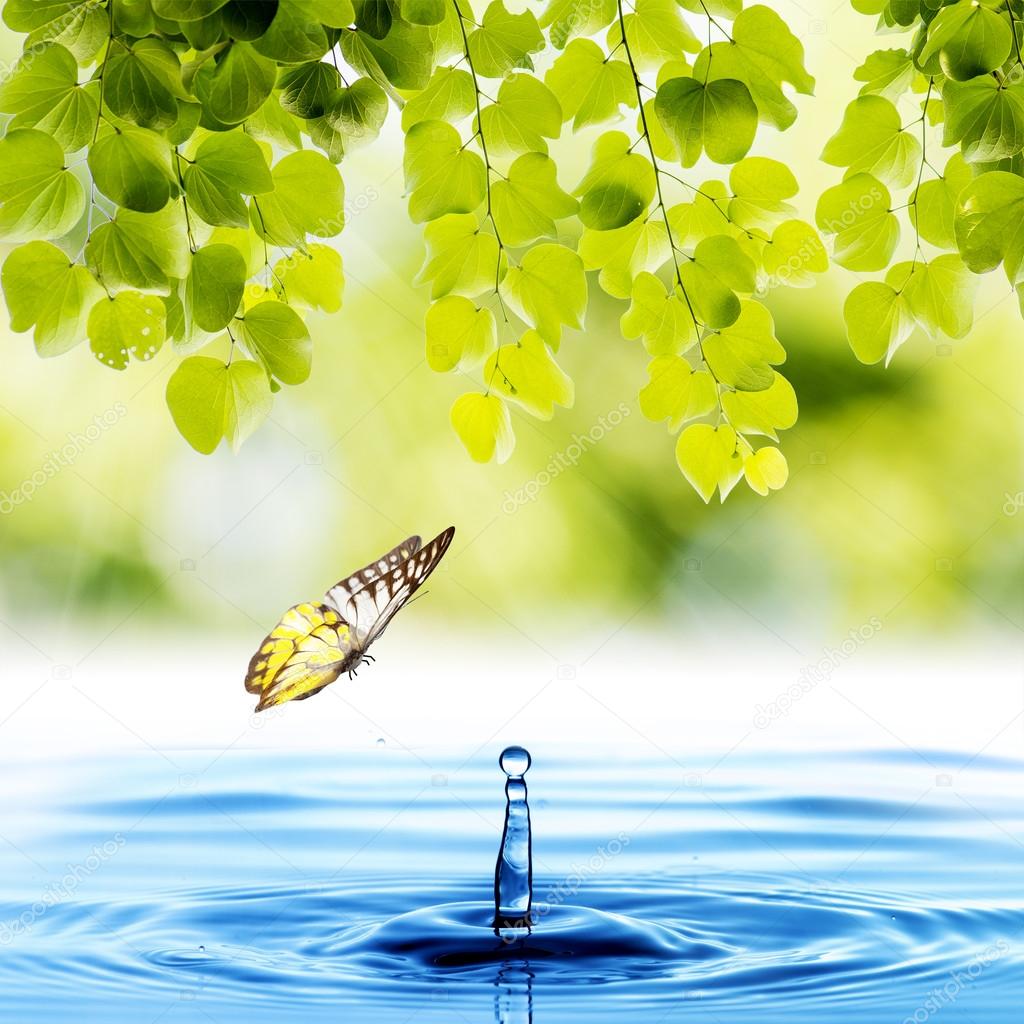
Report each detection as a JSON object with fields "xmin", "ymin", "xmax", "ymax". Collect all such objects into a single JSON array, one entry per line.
[{"xmin": 0, "ymin": 2, "xmax": 1020, "ymax": 761}]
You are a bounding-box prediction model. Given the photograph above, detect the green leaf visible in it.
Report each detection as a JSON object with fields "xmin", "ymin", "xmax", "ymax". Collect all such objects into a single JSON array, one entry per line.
[
  {"xmin": 251, "ymin": 150, "xmax": 346, "ymax": 246},
  {"xmin": 606, "ymin": 0, "xmax": 700, "ymax": 71},
  {"xmin": 185, "ymin": 244, "xmax": 246, "ymax": 332},
  {"xmin": 87, "ymin": 291, "xmax": 167, "ymax": 369},
  {"xmin": 4, "ymin": 0, "xmax": 93, "ymax": 31},
  {"xmin": 843, "ymin": 280, "xmax": 914, "ymax": 365},
  {"xmin": 680, "ymin": 235, "xmax": 757, "ymax": 329},
  {"xmin": 955, "ymin": 169, "xmax": 1024, "ymax": 285},
  {"xmin": 0, "ymin": 128, "xmax": 86, "ymax": 242},
  {"xmin": 545, "ymin": 38, "xmax": 635, "ymax": 132},
  {"xmin": 667, "ymin": 181, "xmax": 731, "ymax": 246},
  {"xmin": 104, "ymin": 38, "xmax": 184, "ymax": 130},
  {"xmin": 918, "ymin": 0, "xmax": 1012, "ymax": 81},
  {"xmin": 578, "ymin": 217, "xmax": 669, "ymax": 299},
  {"xmin": 655, "ymin": 77, "xmax": 758, "ymax": 167},
  {"xmin": 675, "ymin": 423, "xmax": 743, "ymax": 503},
  {"xmin": 223, "ymin": 359, "xmax": 273, "ymax": 451},
  {"xmin": 251, "ymin": 4, "xmax": 330, "ymax": 62},
  {"xmin": 153, "ymin": 0, "xmax": 230, "ymax": 19},
  {"xmin": 479, "ymin": 74, "xmax": 563, "ymax": 155},
  {"xmin": 575, "ymin": 130, "xmax": 656, "ymax": 229},
  {"xmin": 721, "ymin": 373, "xmax": 798, "ymax": 440},
  {"xmin": 942, "ymin": 76, "xmax": 1024, "ymax": 164},
  {"xmin": 341, "ymin": 19, "xmax": 435, "ymax": 92},
  {"xmin": 639, "ymin": 355, "xmax": 717, "ymax": 431},
  {"xmin": 301, "ymin": 0, "xmax": 356, "ymax": 29},
  {"xmin": 416, "ymin": 213, "xmax": 506, "ymax": 298},
  {"xmin": 184, "ymin": 132, "xmax": 274, "ymax": 229},
  {"xmin": 0, "ymin": 43, "xmax": 98, "ymax": 151},
  {"xmin": 742, "ymin": 446, "xmax": 788, "ymax": 495},
  {"xmin": 854, "ymin": 48, "xmax": 916, "ymax": 101},
  {"xmin": 677, "ymin": 0, "xmax": 742, "ymax": 16},
  {"xmin": 728, "ymin": 157, "xmax": 798, "ymax": 230},
  {"xmin": 910, "ymin": 152, "xmax": 972, "ymax": 249},
  {"xmin": 404, "ymin": 120, "xmax": 486, "ymax": 223},
  {"xmin": 237, "ymin": 300, "xmax": 312, "ymax": 384},
  {"xmin": 85, "ymin": 203, "xmax": 191, "ymax": 293},
  {"xmin": 484, "ymin": 328, "xmax": 574, "ymax": 419},
  {"xmin": 106, "ymin": 37, "xmax": 188, "ymax": 129},
  {"xmin": 702, "ymin": 300, "xmax": 785, "ymax": 390},
  {"xmin": 166, "ymin": 355, "xmax": 228, "ymax": 454},
  {"xmin": 892, "ymin": 255, "xmax": 976, "ymax": 339},
  {"xmin": 1, "ymin": 241, "xmax": 104, "ymax": 356},
  {"xmin": 540, "ymin": 0, "xmax": 616, "ymax": 49},
  {"xmin": 275, "ymin": 244, "xmax": 344, "ymax": 313},
  {"xmin": 491, "ymin": 153, "xmax": 577, "ymax": 247},
  {"xmin": 279, "ymin": 60, "xmax": 343, "ymax": 118},
  {"xmin": 621, "ymin": 272, "xmax": 697, "ymax": 356},
  {"xmin": 821, "ymin": 95, "xmax": 922, "ymax": 188},
  {"xmin": 89, "ymin": 129, "xmax": 177, "ymax": 213},
  {"xmin": 762, "ymin": 219, "xmax": 829, "ymax": 288},
  {"xmin": 499, "ymin": 243, "xmax": 586, "ymax": 345},
  {"xmin": 401, "ymin": 67, "xmax": 476, "ymax": 130},
  {"xmin": 19, "ymin": 1, "xmax": 108, "ymax": 63},
  {"xmin": 403, "ymin": 0, "xmax": 446, "ymax": 25},
  {"xmin": 450, "ymin": 392, "xmax": 514, "ymax": 463},
  {"xmin": 324, "ymin": 78, "xmax": 389, "ymax": 145},
  {"xmin": 245, "ymin": 93, "xmax": 304, "ymax": 150},
  {"xmin": 467, "ymin": 0, "xmax": 544, "ymax": 78},
  {"xmin": 195, "ymin": 42, "xmax": 277, "ymax": 124},
  {"xmin": 692, "ymin": 5, "xmax": 815, "ymax": 130},
  {"xmin": 815, "ymin": 173, "xmax": 899, "ymax": 272},
  {"xmin": 426, "ymin": 295, "xmax": 496, "ymax": 371}
]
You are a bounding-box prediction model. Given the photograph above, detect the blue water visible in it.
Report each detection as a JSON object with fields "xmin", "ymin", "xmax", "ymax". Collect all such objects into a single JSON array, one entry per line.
[{"xmin": 1, "ymin": 747, "xmax": 1021, "ymax": 1021}]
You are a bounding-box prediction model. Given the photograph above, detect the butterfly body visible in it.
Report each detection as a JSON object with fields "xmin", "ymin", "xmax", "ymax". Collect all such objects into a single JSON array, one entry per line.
[{"xmin": 245, "ymin": 527, "xmax": 455, "ymax": 712}]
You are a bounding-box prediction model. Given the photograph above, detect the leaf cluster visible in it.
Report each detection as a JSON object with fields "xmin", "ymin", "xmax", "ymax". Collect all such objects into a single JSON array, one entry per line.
[
  {"xmin": 0, "ymin": 0, "xmax": 824, "ymax": 503},
  {"xmin": 829, "ymin": 0, "xmax": 1024, "ymax": 365}
]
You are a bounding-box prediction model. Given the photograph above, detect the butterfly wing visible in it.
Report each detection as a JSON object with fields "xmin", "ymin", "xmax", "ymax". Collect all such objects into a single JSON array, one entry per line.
[
  {"xmin": 345, "ymin": 526, "xmax": 455, "ymax": 647},
  {"xmin": 245, "ymin": 602, "xmax": 357, "ymax": 712},
  {"xmin": 324, "ymin": 535, "xmax": 422, "ymax": 614}
]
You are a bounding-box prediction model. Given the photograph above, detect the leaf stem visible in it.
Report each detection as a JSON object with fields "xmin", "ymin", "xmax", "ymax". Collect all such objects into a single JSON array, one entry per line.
[
  {"xmin": 908, "ymin": 77, "xmax": 933, "ymax": 273},
  {"xmin": 615, "ymin": 0, "xmax": 702, "ymax": 343},
  {"xmin": 616, "ymin": 0, "xmax": 731, "ymax": 422},
  {"xmin": 452, "ymin": 0, "xmax": 508, "ymax": 319}
]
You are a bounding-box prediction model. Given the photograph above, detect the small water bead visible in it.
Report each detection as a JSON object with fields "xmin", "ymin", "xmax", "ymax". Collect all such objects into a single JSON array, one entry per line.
[{"xmin": 499, "ymin": 746, "xmax": 531, "ymax": 778}]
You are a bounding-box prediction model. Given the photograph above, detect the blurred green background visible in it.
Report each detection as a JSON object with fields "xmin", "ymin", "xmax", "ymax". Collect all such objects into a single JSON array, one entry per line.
[{"xmin": 0, "ymin": 2, "xmax": 1020, "ymax": 658}]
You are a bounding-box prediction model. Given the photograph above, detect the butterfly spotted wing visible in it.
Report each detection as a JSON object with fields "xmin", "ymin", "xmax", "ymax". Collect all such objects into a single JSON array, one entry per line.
[
  {"xmin": 343, "ymin": 526, "xmax": 455, "ymax": 648},
  {"xmin": 244, "ymin": 602, "xmax": 356, "ymax": 711},
  {"xmin": 325, "ymin": 535, "xmax": 422, "ymax": 613}
]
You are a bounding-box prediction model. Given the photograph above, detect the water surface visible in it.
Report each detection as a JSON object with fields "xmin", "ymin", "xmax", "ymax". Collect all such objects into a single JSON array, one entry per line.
[{"xmin": 1, "ymin": 747, "xmax": 1020, "ymax": 1022}]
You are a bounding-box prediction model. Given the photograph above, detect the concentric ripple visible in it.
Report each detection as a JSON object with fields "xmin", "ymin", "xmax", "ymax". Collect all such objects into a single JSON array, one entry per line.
[{"xmin": 0, "ymin": 749, "xmax": 1020, "ymax": 1022}]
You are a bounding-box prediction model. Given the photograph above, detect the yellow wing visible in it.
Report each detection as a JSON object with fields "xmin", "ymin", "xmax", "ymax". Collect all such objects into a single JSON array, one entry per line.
[{"xmin": 245, "ymin": 602, "xmax": 356, "ymax": 712}]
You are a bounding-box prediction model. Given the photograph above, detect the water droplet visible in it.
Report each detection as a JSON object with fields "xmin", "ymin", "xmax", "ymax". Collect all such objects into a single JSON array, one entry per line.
[
  {"xmin": 498, "ymin": 745, "xmax": 531, "ymax": 778},
  {"xmin": 198, "ymin": 944, "xmax": 205, "ymax": 952},
  {"xmin": 375, "ymin": 737, "xmax": 385, "ymax": 746}
]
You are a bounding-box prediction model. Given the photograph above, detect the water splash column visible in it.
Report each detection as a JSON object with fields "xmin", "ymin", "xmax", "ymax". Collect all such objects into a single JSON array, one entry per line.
[{"xmin": 493, "ymin": 746, "xmax": 532, "ymax": 931}]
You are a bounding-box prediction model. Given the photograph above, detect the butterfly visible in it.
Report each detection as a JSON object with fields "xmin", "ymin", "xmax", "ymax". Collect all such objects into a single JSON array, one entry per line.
[{"xmin": 245, "ymin": 526, "xmax": 455, "ymax": 712}]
